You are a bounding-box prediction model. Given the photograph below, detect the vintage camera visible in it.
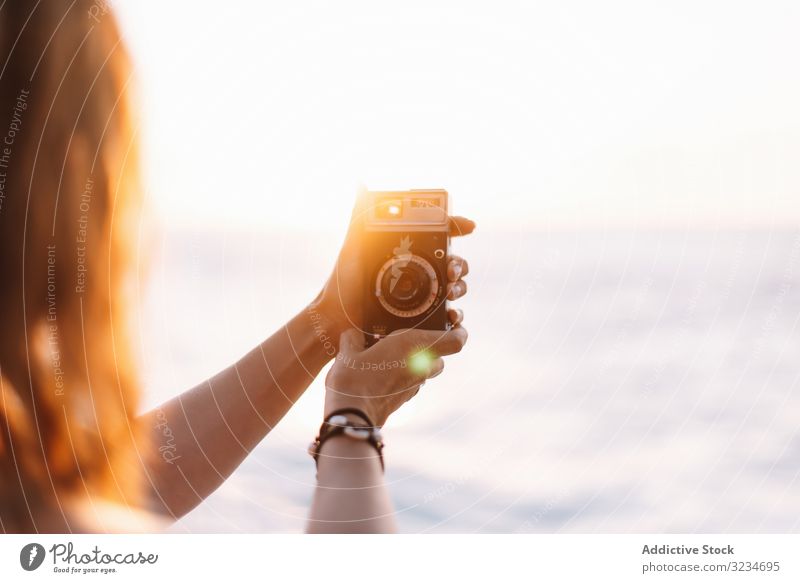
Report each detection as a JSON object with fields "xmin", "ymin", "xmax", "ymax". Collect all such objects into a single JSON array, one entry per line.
[{"xmin": 363, "ymin": 189, "xmax": 450, "ymax": 345}]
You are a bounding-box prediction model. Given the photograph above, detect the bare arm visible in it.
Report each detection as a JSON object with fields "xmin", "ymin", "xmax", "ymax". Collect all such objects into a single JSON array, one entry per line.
[
  {"xmin": 138, "ymin": 302, "xmax": 335, "ymax": 518},
  {"xmin": 136, "ymin": 186, "xmax": 474, "ymax": 521},
  {"xmin": 307, "ymin": 435, "xmax": 396, "ymax": 533}
]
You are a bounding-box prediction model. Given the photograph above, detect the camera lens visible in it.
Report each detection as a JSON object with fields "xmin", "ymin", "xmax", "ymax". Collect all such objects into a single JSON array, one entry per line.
[
  {"xmin": 375, "ymin": 254, "xmax": 440, "ymax": 318},
  {"xmin": 383, "ymin": 263, "xmax": 431, "ymax": 307}
]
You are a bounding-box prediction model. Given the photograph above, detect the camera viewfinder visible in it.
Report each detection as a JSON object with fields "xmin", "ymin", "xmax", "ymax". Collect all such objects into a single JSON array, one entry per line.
[{"xmin": 376, "ymin": 198, "xmax": 403, "ymax": 219}]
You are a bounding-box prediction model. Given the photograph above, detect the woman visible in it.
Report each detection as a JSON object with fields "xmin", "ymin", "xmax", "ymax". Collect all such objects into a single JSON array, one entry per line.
[{"xmin": 0, "ymin": 1, "xmax": 473, "ymax": 533}]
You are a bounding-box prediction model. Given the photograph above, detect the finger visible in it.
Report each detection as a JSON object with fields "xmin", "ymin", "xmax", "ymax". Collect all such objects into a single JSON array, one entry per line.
[
  {"xmin": 401, "ymin": 326, "xmax": 469, "ymax": 357},
  {"xmin": 448, "ymin": 308, "xmax": 464, "ymax": 327},
  {"xmin": 427, "ymin": 357, "xmax": 445, "ymax": 379},
  {"xmin": 406, "ymin": 355, "xmax": 444, "ymax": 387},
  {"xmin": 447, "ymin": 256, "xmax": 470, "ymax": 282},
  {"xmin": 447, "ymin": 280, "xmax": 468, "ymax": 300},
  {"xmin": 404, "ymin": 384, "xmax": 423, "ymax": 403},
  {"xmin": 338, "ymin": 328, "xmax": 365, "ymax": 355},
  {"xmin": 350, "ymin": 184, "xmax": 368, "ymax": 226},
  {"xmin": 342, "ymin": 185, "xmax": 369, "ymax": 251},
  {"xmin": 449, "ymin": 216, "xmax": 476, "ymax": 237}
]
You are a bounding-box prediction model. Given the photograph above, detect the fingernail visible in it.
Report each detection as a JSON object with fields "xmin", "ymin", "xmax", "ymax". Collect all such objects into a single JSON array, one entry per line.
[{"xmin": 453, "ymin": 264, "xmax": 462, "ymax": 279}]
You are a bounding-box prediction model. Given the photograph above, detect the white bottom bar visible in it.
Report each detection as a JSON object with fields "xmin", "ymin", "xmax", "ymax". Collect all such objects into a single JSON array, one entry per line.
[{"xmin": 1, "ymin": 534, "xmax": 797, "ymax": 582}]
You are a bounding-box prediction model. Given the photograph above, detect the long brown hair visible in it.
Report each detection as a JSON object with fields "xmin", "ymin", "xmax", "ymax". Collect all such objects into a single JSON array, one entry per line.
[{"xmin": 0, "ymin": 1, "xmax": 143, "ymax": 531}]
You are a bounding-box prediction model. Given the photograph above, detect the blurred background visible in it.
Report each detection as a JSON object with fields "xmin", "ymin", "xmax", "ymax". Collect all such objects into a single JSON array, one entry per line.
[{"xmin": 114, "ymin": 0, "xmax": 800, "ymax": 532}]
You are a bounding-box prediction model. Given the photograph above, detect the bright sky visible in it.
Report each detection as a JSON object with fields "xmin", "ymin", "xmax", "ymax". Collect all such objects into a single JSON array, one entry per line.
[{"xmin": 114, "ymin": 0, "xmax": 800, "ymax": 231}]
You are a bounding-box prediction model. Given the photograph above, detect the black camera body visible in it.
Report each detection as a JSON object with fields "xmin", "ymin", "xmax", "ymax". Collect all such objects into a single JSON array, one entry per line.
[{"xmin": 363, "ymin": 189, "xmax": 451, "ymax": 345}]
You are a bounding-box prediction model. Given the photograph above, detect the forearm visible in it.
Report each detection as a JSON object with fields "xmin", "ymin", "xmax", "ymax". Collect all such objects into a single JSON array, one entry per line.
[
  {"xmin": 139, "ymin": 302, "xmax": 337, "ymax": 519},
  {"xmin": 306, "ymin": 436, "xmax": 396, "ymax": 533}
]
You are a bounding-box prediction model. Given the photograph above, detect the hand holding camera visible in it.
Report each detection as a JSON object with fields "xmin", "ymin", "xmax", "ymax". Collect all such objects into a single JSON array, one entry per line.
[
  {"xmin": 314, "ymin": 187, "xmax": 474, "ymax": 427},
  {"xmin": 314, "ymin": 187, "xmax": 474, "ymax": 345},
  {"xmin": 325, "ymin": 323, "xmax": 469, "ymax": 427}
]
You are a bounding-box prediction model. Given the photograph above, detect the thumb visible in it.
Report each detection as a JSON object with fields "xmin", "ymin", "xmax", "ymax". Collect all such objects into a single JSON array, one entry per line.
[
  {"xmin": 338, "ymin": 328, "xmax": 365, "ymax": 356},
  {"xmin": 345, "ymin": 185, "xmax": 368, "ymax": 241}
]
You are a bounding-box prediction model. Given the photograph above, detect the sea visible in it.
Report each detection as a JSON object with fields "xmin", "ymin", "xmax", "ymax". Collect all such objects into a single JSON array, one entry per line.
[{"xmin": 137, "ymin": 226, "xmax": 800, "ymax": 533}]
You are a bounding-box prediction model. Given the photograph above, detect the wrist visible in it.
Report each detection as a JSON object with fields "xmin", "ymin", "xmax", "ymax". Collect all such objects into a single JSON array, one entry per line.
[
  {"xmin": 314, "ymin": 436, "xmax": 384, "ymax": 487},
  {"xmin": 316, "ymin": 434, "xmax": 378, "ymax": 464},
  {"xmin": 324, "ymin": 395, "xmax": 384, "ymax": 428},
  {"xmin": 310, "ymin": 409, "xmax": 386, "ymax": 474}
]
